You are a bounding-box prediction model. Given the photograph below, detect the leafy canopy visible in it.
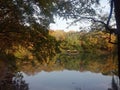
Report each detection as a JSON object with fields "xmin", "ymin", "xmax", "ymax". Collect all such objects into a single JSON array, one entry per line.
[{"xmin": 0, "ymin": 0, "xmax": 106, "ymax": 60}]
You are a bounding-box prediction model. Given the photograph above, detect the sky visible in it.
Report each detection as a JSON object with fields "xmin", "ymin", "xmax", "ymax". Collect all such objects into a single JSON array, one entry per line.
[
  {"xmin": 49, "ymin": 18, "xmax": 91, "ymax": 32},
  {"xmin": 49, "ymin": 0, "xmax": 110, "ymax": 32}
]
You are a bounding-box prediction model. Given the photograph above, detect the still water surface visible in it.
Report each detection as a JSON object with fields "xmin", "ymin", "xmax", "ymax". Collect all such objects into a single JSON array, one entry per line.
[
  {"xmin": 0, "ymin": 53, "xmax": 119, "ymax": 90},
  {"xmin": 23, "ymin": 70, "xmax": 115, "ymax": 90}
]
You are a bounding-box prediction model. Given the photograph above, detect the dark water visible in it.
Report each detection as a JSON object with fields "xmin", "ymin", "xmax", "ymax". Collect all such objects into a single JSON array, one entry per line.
[{"xmin": 0, "ymin": 53, "xmax": 119, "ymax": 90}]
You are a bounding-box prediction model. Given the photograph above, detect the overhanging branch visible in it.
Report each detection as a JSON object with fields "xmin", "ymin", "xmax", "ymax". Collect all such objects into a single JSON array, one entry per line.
[{"xmin": 67, "ymin": 16, "xmax": 117, "ymax": 34}]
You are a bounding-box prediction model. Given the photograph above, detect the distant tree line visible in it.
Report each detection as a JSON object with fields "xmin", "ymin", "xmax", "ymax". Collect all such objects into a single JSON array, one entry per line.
[{"xmin": 49, "ymin": 30, "xmax": 117, "ymax": 54}]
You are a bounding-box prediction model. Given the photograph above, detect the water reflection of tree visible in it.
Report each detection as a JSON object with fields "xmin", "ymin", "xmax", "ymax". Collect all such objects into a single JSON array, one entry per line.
[
  {"xmin": 0, "ymin": 72, "xmax": 28, "ymax": 90},
  {"xmin": 108, "ymin": 75, "xmax": 119, "ymax": 90},
  {"xmin": 58, "ymin": 53, "xmax": 118, "ymax": 75},
  {"xmin": 14, "ymin": 53, "xmax": 118, "ymax": 77}
]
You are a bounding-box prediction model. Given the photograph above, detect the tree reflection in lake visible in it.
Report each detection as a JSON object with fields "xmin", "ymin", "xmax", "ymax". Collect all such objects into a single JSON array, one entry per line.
[
  {"xmin": 108, "ymin": 75, "xmax": 119, "ymax": 90},
  {"xmin": 0, "ymin": 53, "xmax": 119, "ymax": 90},
  {"xmin": 0, "ymin": 59, "xmax": 28, "ymax": 90},
  {"xmin": 0, "ymin": 72, "xmax": 28, "ymax": 90}
]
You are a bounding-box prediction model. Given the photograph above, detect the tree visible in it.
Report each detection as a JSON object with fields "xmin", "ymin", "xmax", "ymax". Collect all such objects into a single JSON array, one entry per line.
[
  {"xmin": 53, "ymin": 0, "xmax": 120, "ymax": 79},
  {"xmin": 113, "ymin": 0, "xmax": 120, "ymax": 80},
  {"xmin": 0, "ymin": 0, "xmax": 61, "ymax": 61},
  {"xmin": 0, "ymin": 0, "xmax": 120, "ymax": 78}
]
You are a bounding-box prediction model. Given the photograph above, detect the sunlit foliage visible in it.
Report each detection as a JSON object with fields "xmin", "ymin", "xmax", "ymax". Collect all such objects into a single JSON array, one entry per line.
[{"xmin": 49, "ymin": 30, "xmax": 117, "ymax": 54}]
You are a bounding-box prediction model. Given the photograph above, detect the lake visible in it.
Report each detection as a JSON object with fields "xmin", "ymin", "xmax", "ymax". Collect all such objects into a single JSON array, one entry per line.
[{"xmin": 0, "ymin": 53, "xmax": 119, "ymax": 90}]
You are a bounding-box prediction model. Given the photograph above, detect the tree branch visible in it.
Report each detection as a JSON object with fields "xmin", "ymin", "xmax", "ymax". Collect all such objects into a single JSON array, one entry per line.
[{"xmin": 67, "ymin": 16, "xmax": 117, "ymax": 34}]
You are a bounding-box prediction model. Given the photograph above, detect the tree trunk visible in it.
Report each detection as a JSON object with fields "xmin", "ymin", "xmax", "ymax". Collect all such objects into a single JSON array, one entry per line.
[
  {"xmin": 118, "ymin": 35, "xmax": 120, "ymax": 79},
  {"xmin": 113, "ymin": 0, "xmax": 120, "ymax": 79}
]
